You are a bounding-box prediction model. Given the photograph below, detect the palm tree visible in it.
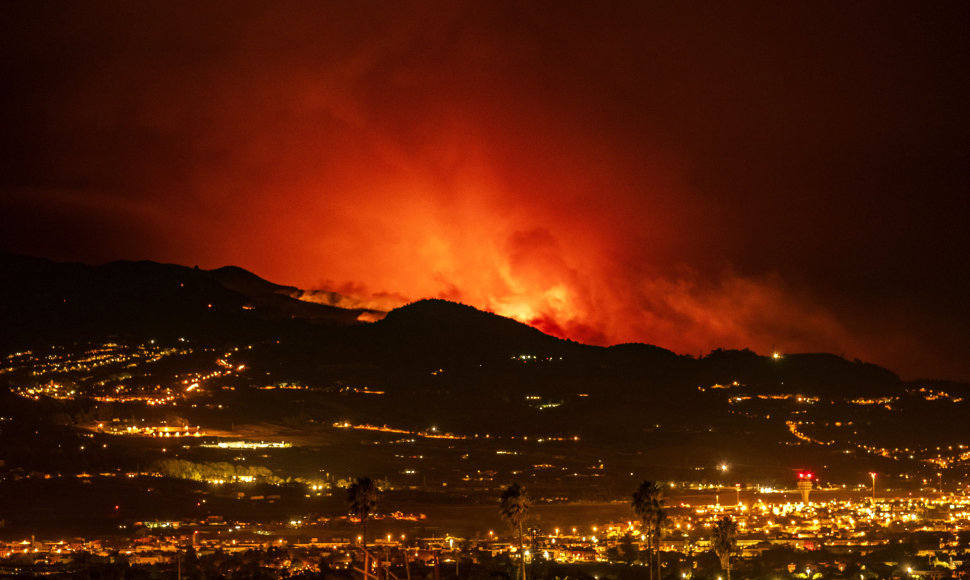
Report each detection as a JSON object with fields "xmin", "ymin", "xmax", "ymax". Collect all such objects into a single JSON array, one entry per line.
[
  {"xmin": 347, "ymin": 476, "xmax": 379, "ymax": 546},
  {"xmin": 710, "ymin": 516, "xmax": 737, "ymax": 580},
  {"xmin": 499, "ymin": 482, "xmax": 530, "ymax": 580},
  {"xmin": 652, "ymin": 502, "xmax": 669, "ymax": 580},
  {"xmin": 632, "ymin": 481, "xmax": 665, "ymax": 580}
]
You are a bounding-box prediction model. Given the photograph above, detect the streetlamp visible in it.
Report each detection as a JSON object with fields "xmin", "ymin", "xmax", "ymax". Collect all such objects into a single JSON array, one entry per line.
[{"xmin": 716, "ymin": 463, "xmax": 728, "ymax": 507}]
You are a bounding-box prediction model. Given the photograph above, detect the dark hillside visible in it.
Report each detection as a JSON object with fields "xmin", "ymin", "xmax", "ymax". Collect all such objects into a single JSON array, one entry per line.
[
  {"xmin": 0, "ymin": 253, "xmax": 364, "ymax": 350},
  {"xmin": 368, "ymin": 299, "xmax": 589, "ymax": 366}
]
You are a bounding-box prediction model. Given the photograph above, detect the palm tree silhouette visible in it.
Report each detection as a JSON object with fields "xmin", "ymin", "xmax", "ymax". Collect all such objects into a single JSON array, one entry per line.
[
  {"xmin": 651, "ymin": 500, "xmax": 669, "ymax": 580},
  {"xmin": 347, "ymin": 476, "xmax": 379, "ymax": 546},
  {"xmin": 500, "ymin": 482, "xmax": 530, "ymax": 580},
  {"xmin": 632, "ymin": 480, "xmax": 665, "ymax": 580},
  {"xmin": 710, "ymin": 515, "xmax": 737, "ymax": 580}
]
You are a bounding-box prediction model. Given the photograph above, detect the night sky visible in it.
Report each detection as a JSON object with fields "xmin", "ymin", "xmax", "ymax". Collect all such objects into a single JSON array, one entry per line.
[{"xmin": 2, "ymin": 2, "xmax": 969, "ymax": 380}]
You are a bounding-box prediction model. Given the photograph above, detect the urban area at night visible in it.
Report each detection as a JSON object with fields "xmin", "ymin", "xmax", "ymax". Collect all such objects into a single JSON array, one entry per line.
[{"xmin": 2, "ymin": 2, "xmax": 970, "ymax": 579}]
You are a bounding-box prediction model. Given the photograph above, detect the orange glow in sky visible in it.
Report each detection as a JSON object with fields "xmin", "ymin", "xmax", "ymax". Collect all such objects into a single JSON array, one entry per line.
[{"xmin": 2, "ymin": 2, "xmax": 968, "ymax": 379}]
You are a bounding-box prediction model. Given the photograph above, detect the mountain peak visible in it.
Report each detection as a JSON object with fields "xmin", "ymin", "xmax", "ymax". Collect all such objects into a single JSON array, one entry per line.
[{"xmin": 372, "ymin": 299, "xmax": 576, "ymax": 363}]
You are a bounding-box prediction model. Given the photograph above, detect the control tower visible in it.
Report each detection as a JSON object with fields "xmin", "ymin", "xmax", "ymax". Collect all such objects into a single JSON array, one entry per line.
[{"xmin": 797, "ymin": 472, "xmax": 814, "ymax": 503}]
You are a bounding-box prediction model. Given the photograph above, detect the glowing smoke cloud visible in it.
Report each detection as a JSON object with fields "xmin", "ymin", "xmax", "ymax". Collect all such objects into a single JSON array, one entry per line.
[{"xmin": 2, "ymin": 2, "xmax": 968, "ymax": 379}]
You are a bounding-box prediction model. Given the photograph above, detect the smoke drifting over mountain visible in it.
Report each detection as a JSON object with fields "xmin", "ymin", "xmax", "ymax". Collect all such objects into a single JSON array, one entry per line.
[{"xmin": 2, "ymin": 2, "xmax": 969, "ymax": 378}]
